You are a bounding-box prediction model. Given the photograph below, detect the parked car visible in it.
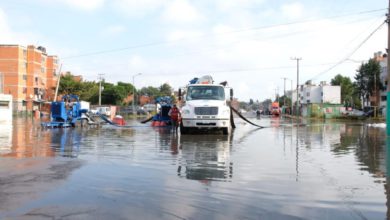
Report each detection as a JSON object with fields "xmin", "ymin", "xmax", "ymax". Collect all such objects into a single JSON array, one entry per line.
[{"xmin": 346, "ymin": 109, "xmax": 364, "ymax": 117}]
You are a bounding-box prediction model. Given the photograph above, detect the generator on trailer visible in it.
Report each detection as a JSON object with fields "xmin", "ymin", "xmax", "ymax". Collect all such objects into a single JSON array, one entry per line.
[{"xmin": 178, "ymin": 75, "xmax": 234, "ymax": 135}]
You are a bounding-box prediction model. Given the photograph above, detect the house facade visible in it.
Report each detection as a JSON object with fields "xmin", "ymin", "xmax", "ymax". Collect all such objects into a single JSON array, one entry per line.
[{"xmin": 289, "ymin": 82, "xmax": 341, "ymax": 117}]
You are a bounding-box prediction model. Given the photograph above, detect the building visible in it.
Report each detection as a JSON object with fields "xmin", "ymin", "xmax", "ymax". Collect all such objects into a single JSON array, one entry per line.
[
  {"xmin": 0, "ymin": 45, "xmax": 59, "ymax": 112},
  {"xmin": 288, "ymin": 82, "xmax": 341, "ymax": 117},
  {"xmin": 290, "ymin": 82, "xmax": 341, "ymax": 105}
]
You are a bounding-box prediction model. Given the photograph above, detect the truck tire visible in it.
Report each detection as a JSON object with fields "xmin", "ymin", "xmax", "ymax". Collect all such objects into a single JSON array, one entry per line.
[
  {"xmin": 180, "ymin": 123, "xmax": 188, "ymax": 135},
  {"xmin": 222, "ymin": 127, "xmax": 229, "ymax": 135}
]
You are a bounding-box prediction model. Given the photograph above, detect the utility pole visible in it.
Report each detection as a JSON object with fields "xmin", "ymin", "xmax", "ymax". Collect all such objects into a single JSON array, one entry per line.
[
  {"xmin": 387, "ymin": 0, "xmax": 390, "ymax": 135},
  {"xmin": 291, "ymin": 57, "xmax": 302, "ymax": 118},
  {"xmin": 132, "ymin": 73, "xmax": 142, "ymax": 116},
  {"xmin": 281, "ymin": 77, "xmax": 287, "ymax": 107},
  {"xmin": 53, "ymin": 64, "xmax": 62, "ymax": 101},
  {"xmin": 98, "ymin": 73, "xmax": 104, "ymax": 106}
]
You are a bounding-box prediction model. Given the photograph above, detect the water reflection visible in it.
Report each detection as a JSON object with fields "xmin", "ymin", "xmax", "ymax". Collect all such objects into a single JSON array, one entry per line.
[
  {"xmin": 177, "ymin": 135, "xmax": 233, "ymax": 183},
  {"xmin": 288, "ymin": 122, "xmax": 387, "ymax": 178},
  {"xmin": 0, "ymin": 118, "xmax": 54, "ymax": 158},
  {"xmin": 2, "ymin": 117, "xmax": 390, "ymax": 219},
  {"xmin": 49, "ymin": 129, "xmax": 81, "ymax": 158},
  {"xmin": 0, "ymin": 122, "xmax": 12, "ymax": 155}
]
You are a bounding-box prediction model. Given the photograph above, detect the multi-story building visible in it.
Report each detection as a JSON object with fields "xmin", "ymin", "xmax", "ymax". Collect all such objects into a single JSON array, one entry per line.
[
  {"xmin": 290, "ymin": 82, "xmax": 341, "ymax": 105},
  {"xmin": 288, "ymin": 82, "xmax": 341, "ymax": 117},
  {"xmin": 0, "ymin": 45, "xmax": 59, "ymax": 112}
]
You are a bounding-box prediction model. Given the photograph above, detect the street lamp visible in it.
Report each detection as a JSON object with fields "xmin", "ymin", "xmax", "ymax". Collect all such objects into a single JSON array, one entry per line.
[{"xmin": 132, "ymin": 73, "xmax": 142, "ymax": 116}]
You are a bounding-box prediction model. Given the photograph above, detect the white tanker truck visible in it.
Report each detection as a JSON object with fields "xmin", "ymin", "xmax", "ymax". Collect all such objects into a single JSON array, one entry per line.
[{"xmin": 178, "ymin": 76, "xmax": 234, "ymax": 135}]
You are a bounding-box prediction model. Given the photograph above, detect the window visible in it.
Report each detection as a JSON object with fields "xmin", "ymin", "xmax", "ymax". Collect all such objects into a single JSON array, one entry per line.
[
  {"xmin": 23, "ymin": 50, "xmax": 27, "ymax": 59},
  {"xmin": 0, "ymin": 101, "xmax": 9, "ymax": 109},
  {"xmin": 23, "ymin": 87, "xmax": 27, "ymax": 94},
  {"xmin": 382, "ymin": 96, "xmax": 387, "ymax": 101},
  {"xmin": 41, "ymin": 67, "xmax": 45, "ymax": 73},
  {"xmin": 35, "ymin": 77, "xmax": 38, "ymax": 84},
  {"xmin": 23, "ymin": 75, "xmax": 27, "ymax": 80},
  {"xmin": 306, "ymin": 92, "xmax": 310, "ymax": 97},
  {"xmin": 186, "ymin": 86, "xmax": 225, "ymax": 101}
]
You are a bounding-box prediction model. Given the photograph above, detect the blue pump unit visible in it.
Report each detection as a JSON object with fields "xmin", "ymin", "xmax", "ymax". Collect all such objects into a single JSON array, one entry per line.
[{"xmin": 42, "ymin": 95, "xmax": 86, "ymax": 128}]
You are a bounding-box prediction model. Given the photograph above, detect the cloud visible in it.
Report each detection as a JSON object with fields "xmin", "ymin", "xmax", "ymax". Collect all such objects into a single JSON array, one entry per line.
[
  {"xmin": 0, "ymin": 8, "xmax": 41, "ymax": 44},
  {"xmin": 0, "ymin": 8, "xmax": 13, "ymax": 42},
  {"xmin": 112, "ymin": 0, "xmax": 166, "ymax": 17},
  {"xmin": 161, "ymin": 0, "xmax": 203, "ymax": 24},
  {"xmin": 215, "ymin": 0, "xmax": 265, "ymax": 12},
  {"xmin": 100, "ymin": 25, "xmax": 126, "ymax": 37},
  {"xmin": 128, "ymin": 55, "xmax": 147, "ymax": 71},
  {"xmin": 55, "ymin": 0, "xmax": 105, "ymax": 11},
  {"xmin": 166, "ymin": 30, "xmax": 203, "ymax": 41},
  {"xmin": 281, "ymin": 2, "xmax": 304, "ymax": 19}
]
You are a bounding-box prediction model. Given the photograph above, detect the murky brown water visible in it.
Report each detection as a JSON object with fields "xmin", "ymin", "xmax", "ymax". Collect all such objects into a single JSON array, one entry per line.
[{"xmin": 0, "ymin": 116, "xmax": 388, "ymax": 219}]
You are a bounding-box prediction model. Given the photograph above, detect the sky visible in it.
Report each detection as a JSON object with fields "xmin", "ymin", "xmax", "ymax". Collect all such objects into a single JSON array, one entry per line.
[{"xmin": 0, "ymin": 0, "xmax": 388, "ymax": 101}]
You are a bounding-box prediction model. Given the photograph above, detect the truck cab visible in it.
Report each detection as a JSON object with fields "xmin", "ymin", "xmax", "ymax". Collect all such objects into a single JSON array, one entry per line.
[{"xmin": 179, "ymin": 76, "xmax": 233, "ymax": 135}]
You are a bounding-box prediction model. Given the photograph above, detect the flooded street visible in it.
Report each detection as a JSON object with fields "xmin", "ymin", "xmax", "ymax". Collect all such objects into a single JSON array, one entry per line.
[{"xmin": 0, "ymin": 117, "xmax": 388, "ymax": 220}]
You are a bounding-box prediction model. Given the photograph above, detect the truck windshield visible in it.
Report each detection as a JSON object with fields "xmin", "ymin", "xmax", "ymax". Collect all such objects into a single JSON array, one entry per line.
[{"xmin": 186, "ymin": 86, "xmax": 225, "ymax": 101}]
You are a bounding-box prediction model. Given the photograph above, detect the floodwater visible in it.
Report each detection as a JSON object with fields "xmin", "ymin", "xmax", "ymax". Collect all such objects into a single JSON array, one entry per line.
[{"xmin": 0, "ymin": 116, "xmax": 389, "ymax": 220}]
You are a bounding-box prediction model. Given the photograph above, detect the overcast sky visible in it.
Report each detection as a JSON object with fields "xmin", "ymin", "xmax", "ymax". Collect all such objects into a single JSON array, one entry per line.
[{"xmin": 0, "ymin": 0, "xmax": 387, "ymax": 101}]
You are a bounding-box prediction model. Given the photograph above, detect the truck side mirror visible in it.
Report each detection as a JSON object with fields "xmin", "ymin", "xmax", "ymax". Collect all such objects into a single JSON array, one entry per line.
[
  {"xmin": 230, "ymin": 89, "xmax": 233, "ymax": 101},
  {"xmin": 178, "ymin": 89, "xmax": 182, "ymax": 101}
]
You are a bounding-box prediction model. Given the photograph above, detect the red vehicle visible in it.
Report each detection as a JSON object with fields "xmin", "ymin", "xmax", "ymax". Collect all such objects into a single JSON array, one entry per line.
[{"xmin": 271, "ymin": 102, "xmax": 281, "ymax": 117}]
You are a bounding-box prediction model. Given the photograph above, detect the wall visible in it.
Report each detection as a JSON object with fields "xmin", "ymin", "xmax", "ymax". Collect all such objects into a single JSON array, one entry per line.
[
  {"xmin": 0, "ymin": 45, "xmax": 59, "ymax": 112},
  {"xmin": 322, "ymin": 86, "xmax": 341, "ymax": 104}
]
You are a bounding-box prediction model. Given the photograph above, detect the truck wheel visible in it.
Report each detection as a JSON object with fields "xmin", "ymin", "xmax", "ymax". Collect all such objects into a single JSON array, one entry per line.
[
  {"xmin": 180, "ymin": 123, "xmax": 188, "ymax": 135},
  {"xmin": 222, "ymin": 127, "xmax": 229, "ymax": 135}
]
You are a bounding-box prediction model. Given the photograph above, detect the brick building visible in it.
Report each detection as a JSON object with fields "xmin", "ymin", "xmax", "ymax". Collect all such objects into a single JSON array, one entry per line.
[{"xmin": 0, "ymin": 45, "xmax": 59, "ymax": 112}]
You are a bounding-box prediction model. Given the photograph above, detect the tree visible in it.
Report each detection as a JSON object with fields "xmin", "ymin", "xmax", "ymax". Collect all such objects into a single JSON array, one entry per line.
[
  {"xmin": 101, "ymin": 83, "xmax": 127, "ymax": 105},
  {"xmin": 58, "ymin": 73, "xmax": 83, "ymax": 96},
  {"xmin": 159, "ymin": 83, "xmax": 173, "ymax": 96},
  {"xmin": 354, "ymin": 59, "xmax": 383, "ymax": 107},
  {"xmin": 330, "ymin": 74, "xmax": 355, "ymax": 107},
  {"xmin": 279, "ymin": 95, "xmax": 291, "ymax": 107},
  {"xmin": 117, "ymin": 82, "xmax": 135, "ymax": 95},
  {"xmin": 140, "ymin": 86, "xmax": 161, "ymax": 97}
]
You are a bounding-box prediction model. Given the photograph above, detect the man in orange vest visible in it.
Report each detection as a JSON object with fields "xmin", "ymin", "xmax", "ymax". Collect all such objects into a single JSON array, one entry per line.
[{"xmin": 168, "ymin": 104, "xmax": 181, "ymax": 131}]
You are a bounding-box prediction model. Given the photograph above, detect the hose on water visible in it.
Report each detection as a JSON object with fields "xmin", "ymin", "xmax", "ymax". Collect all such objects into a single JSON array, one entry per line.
[
  {"xmin": 141, "ymin": 116, "xmax": 153, "ymax": 124},
  {"xmin": 229, "ymin": 105, "xmax": 266, "ymax": 129},
  {"xmin": 230, "ymin": 108, "xmax": 236, "ymax": 129},
  {"xmin": 98, "ymin": 114, "xmax": 149, "ymax": 128}
]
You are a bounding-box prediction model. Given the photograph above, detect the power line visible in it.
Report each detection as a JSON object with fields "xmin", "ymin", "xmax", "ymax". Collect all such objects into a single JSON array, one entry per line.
[
  {"xmin": 309, "ymin": 20, "xmax": 386, "ymax": 81},
  {"xmin": 61, "ymin": 8, "xmax": 386, "ymax": 60}
]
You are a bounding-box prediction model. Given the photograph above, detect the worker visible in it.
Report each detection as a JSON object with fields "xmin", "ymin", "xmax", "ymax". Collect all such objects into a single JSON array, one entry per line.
[{"xmin": 168, "ymin": 104, "xmax": 181, "ymax": 131}]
